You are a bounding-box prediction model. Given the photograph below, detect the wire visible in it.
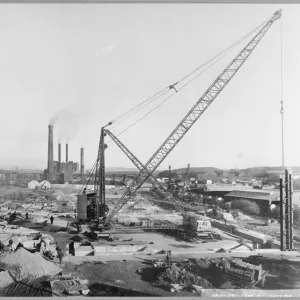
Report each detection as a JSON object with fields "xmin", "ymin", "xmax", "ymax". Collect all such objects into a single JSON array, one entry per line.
[
  {"xmin": 79, "ymin": 159, "xmax": 97, "ymax": 194},
  {"xmin": 281, "ymin": 14, "xmax": 283, "ymax": 103},
  {"xmin": 280, "ymin": 13, "xmax": 284, "ymax": 168},
  {"xmin": 109, "ymin": 17, "xmax": 269, "ymax": 132},
  {"xmin": 110, "ymin": 88, "xmax": 170, "ymax": 129},
  {"xmin": 111, "ymin": 87, "xmax": 169, "ymax": 125},
  {"xmin": 108, "ymin": 18, "xmax": 268, "ymax": 141},
  {"xmin": 108, "ymin": 18, "xmax": 268, "ymax": 137}
]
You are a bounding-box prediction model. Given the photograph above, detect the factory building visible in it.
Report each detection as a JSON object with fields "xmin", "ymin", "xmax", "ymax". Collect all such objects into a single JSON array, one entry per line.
[
  {"xmin": 224, "ymin": 190, "xmax": 280, "ymax": 216},
  {"xmin": 47, "ymin": 125, "xmax": 82, "ymax": 184}
]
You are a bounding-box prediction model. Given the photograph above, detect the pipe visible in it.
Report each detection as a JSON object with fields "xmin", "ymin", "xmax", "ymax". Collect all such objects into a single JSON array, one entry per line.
[
  {"xmin": 289, "ymin": 174, "xmax": 293, "ymax": 250},
  {"xmin": 58, "ymin": 143, "xmax": 61, "ymax": 173},
  {"xmin": 285, "ymin": 169, "xmax": 290, "ymax": 250},
  {"xmin": 80, "ymin": 148, "xmax": 84, "ymax": 175},
  {"xmin": 47, "ymin": 125, "xmax": 54, "ymax": 183},
  {"xmin": 66, "ymin": 143, "xmax": 68, "ymax": 164},
  {"xmin": 280, "ymin": 177, "xmax": 284, "ymax": 251}
]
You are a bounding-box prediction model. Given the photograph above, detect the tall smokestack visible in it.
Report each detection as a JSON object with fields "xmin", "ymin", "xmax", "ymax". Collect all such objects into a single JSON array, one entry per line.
[
  {"xmin": 47, "ymin": 125, "xmax": 54, "ymax": 183},
  {"xmin": 80, "ymin": 148, "xmax": 84, "ymax": 175},
  {"xmin": 66, "ymin": 143, "xmax": 68, "ymax": 163},
  {"xmin": 58, "ymin": 143, "xmax": 61, "ymax": 173}
]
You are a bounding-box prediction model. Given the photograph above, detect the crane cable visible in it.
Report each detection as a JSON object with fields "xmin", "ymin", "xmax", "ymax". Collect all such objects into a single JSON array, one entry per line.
[
  {"xmin": 111, "ymin": 87, "xmax": 170, "ymax": 127},
  {"xmin": 108, "ymin": 17, "xmax": 269, "ymax": 141},
  {"xmin": 79, "ymin": 159, "xmax": 97, "ymax": 194},
  {"xmin": 280, "ymin": 13, "xmax": 284, "ymax": 167}
]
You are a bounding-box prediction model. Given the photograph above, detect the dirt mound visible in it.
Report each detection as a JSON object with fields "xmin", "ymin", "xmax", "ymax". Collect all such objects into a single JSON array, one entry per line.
[
  {"xmin": 156, "ymin": 265, "xmax": 214, "ymax": 289},
  {"xmin": 0, "ymin": 276, "xmax": 52, "ymax": 296},
  {"xmin": 0, "ymin": 248, "xmax": 62, "ymax": 283},
  {"xmin": 0, "ymin": 270, "xmax": 15, "ymax": 288}
]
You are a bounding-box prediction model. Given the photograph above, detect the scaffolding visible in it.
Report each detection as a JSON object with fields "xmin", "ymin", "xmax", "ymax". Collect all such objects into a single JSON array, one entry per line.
[{"xmin": 280, "ymin": 169, "xmax": 294, "ymax": 251}]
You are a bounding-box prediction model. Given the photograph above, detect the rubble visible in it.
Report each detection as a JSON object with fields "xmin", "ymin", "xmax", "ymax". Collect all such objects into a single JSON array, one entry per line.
[
  {"xmin": 183, "ymin": 213, "xmax": 211, "ymax": 232},
  {"xmin": 1, "ymin": 248, "xmax": 62, "ymax": 279},
  {"xmin": 155, "ymin": 264, "xmax": 215, "ymax": 290}
]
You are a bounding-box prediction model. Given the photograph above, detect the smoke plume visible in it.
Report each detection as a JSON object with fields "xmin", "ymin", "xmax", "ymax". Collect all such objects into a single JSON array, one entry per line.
[
  {"xmin": 49, "ymin": 116, "xmax": 58, "ymax": 126},
  {"xmin": 49, "ymin": 108, "xmax": 81, "ymax": 143}
]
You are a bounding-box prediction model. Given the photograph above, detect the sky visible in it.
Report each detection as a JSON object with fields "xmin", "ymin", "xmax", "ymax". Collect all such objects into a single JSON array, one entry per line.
[{"xmin": 0, "ymin": 3, "xmax": 299, "ymax": 171}]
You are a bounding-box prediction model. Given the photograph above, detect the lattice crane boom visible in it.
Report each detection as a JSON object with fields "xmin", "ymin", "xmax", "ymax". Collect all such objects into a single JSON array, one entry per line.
[
  {"xmin": 105, "ymin": 10, "xmax": 282, "ymax": 224},
  {"xmin": 104, "ymin": 129, "xmax": 189, "ymax": 216}
]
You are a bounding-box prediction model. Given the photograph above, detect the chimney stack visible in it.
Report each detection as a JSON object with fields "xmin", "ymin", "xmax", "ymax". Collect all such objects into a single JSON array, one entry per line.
[
  {"xmin": 80, "ymin": 148, "xmax": 84, "ymax": 175},
  {"xmin": 58, "ymin": 143, "xmax": 61, "ymax": 173},
  {"xmin": 47, "ymin": 125, "xmax": 54, "ymax": 183},
  {"xmin": 66, "ymin": 143, "xmax": 68, "ymax": 164}
]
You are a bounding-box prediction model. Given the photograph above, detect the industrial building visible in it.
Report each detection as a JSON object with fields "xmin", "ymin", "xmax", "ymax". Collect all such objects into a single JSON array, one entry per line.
[
  {"xmin": 47, "ymin": 125, "xmax": 84, "ymax": 184},
  {"xmin": 224, "ymin": 190, "xmax": 280, "ymax": 216}
]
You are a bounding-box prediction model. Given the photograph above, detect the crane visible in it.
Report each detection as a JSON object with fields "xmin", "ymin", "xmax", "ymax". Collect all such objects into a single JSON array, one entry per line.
[
  {"xmin": 100, "ymin": 129, "xmax": 200, "ymax": 224},
  {"xmin": 90, "ymin": 10, "xmax": 282, "ymax": 225},
  {"xmin": 101, "ymin": 130, "xmax": 202, "ymax": 216}
]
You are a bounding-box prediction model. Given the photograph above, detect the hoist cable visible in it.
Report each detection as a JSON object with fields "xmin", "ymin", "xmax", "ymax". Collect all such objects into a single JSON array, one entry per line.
[
  {"xmin": 108, "ymin": 18, "xmax": 268, "ymax": 131},
  {"xmin": 108, "ymin": 19, "xmax": 268, "ymax": 141}
]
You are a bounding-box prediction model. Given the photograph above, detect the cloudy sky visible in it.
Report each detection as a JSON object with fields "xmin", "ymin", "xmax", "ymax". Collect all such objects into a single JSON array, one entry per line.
[{"xmin": 0, "ymin": 3, "xmax": 298, "ymax": 171}]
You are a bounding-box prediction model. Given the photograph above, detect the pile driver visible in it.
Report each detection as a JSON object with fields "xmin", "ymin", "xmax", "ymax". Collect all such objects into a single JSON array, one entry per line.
[{"xmin": 80, "ymin": 10, "xmax": 282, "ymax": 232}]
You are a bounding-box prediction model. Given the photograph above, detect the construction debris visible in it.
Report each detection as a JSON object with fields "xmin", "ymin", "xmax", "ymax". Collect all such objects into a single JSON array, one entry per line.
[
  {"xmin": 182, "ymin": 212, "xmax": 211, "ymax": 232},
  {"xmin": 155, "ymin": 263, "xmax": 215, "ymax": 290},
  {"xmin": 0, "ymin": 247, "xmax": 62, "ymax": 289}
]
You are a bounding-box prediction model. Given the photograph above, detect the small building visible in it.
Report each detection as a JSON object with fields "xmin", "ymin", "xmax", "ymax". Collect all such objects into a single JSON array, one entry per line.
[
  {"xmin": 39, "ymin": 180, "xmax": 51, "ymax": 189},
  {"xmin": 28, "ymin": 180, "xmax": 40, "ymax": 190},
  {"xmin": 139, "ymin": 182, "xmax": 153, "ymax": 191},
  {"xmin": 224, "ymin": 190, "xmax": 280, "ymax": 215}
]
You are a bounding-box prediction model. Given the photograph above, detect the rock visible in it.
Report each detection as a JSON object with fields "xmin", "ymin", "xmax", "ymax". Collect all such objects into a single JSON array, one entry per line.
[
  {"xmin": 68, "ymin": 290, "xmax": 81, "ymax": 295},
  {"xmin": 81, "ymin": 289, "xmax": 90, "ymax": 295},
  {"xmin": 215, "ymin": 248, "xmax": 227, "ymax": 253},
  {"xmin": 171, "ymin": 284, "xmax": 184, "ymax": 292}
]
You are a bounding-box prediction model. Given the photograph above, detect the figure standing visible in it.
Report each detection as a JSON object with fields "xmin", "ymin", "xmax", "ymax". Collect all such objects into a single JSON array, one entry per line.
[
  {"xmin": 8, "ymin": 239, "xmax": 13, "ymax": 252},
  {"xmin": 166, "ymin": 250, "xmax": 172, "ymax": 265}
]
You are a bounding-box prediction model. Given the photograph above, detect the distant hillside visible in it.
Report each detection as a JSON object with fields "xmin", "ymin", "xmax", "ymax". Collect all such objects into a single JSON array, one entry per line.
[
  {"xmin": 105, "ymin": 167, "xmax": 160, "ymax": 176},
  {"xmin": 106, "ymin": 167, "xmax": 138, "ymax": 174},
  {"xmin": 173, "ymin": 167, "xmax": 219, "ymax": 174}
]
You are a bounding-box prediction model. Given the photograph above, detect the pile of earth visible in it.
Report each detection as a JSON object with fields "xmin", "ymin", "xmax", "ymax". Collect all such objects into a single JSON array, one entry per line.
[
  {"xmin": 0, "ymin": 276, "xmax": 52, "ymax": 297},
  {"xmin": 155, "ymin": 264, "xmax": 214, "ymax": 289},
  {"xmin": 0, "ymin": 248, "xmax": 62, "ymax": 288}
]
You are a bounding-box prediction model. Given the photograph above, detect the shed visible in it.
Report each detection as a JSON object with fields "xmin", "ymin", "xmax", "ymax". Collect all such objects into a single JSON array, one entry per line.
[
  {"xmin": 224, "ymin": 190, "xmax": 280, "ymax": 215},
  {"xmin": 28, "ymin": 180, "xmax": 40, "ymax": 190},
  {"xmin": 39, "ymin": 180, "xmax": 51, "ymax": 189}
]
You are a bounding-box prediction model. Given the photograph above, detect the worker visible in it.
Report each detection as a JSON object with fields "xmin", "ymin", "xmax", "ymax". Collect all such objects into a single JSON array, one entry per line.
[
  {"xmin": 50, "ymin": 215, "xmax": 54, "ymax": 225},
  {"xmin": 76, "ymin": 220, "xmax": 81, "ymax": 233},
  {"xmin": 166, "ymin": 250, "xmax": 172, "ymax": 265},
  {"xmin": 56, "ymin": 246, "xmax": 63, "ymax": 263},
  {"xmin": 25, "ymin": 212, "xmax": 29, "ymax": 220},
  {"xmin": 40, "ymin": 239, "xmax": 46, "ymax": 254},
  {"xmin": 8, "ymin": 239, "xmax": 13, "ymax": 252},
  {"xmin": 69, "ymin": 241, "xmax": 75, "ymax": 256}
]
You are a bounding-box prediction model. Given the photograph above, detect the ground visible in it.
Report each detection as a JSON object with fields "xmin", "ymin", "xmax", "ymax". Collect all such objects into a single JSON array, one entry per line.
[
  {"xmin": 0, "ymin": 186, "xmax": 22, "ymax": 197},
  {"xmin": 2, "ymin": 185, "xmax": 300, "ymax": 296}
]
